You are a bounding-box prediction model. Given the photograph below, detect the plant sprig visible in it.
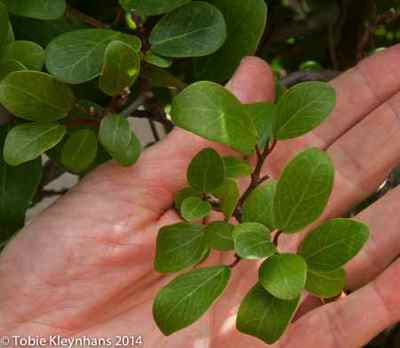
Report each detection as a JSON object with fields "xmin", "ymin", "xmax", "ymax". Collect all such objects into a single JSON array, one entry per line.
[{"xmin": 153, "ymin": 79, "xmax": 369, "ymax": 344}]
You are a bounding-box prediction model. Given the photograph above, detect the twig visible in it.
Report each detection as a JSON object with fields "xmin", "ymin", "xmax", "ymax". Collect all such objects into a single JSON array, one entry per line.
[
  {"xmin": 41, "ymin": 189, "xmax": 69, "ymax": 198},
  {"xmin": 273, "ymin": 230, "xmax": 283, "ymax": 247},
  {"xmin": 65, "ymin": 5, "xmax": 109, "ymax": 28},
  {"xmin": 148, "ymin": 119, "xmax": 160, "ymax": 142},
  {"xmin": 235, "ymin": 140, "xmax": 277, "ymax": 214},
  {"xmin": 40, "ymin": 160, "xmax": 66, "ymax": 187},
  {"xmin": 121, "ymin": 94, "xmax": 151, "ymax": 117},
  {"xmin": 281, "ymin": 70, "xmax": 339, "ymax": 87},
  {"xmin": 229, "ymin": 254, "xmax": 241, "ymax": 268}
]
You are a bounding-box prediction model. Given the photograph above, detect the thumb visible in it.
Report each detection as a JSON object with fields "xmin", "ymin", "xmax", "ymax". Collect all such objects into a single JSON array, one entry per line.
[{"xmin": 226, "ymin": 56, "xmax": 275, "ymax": 103}]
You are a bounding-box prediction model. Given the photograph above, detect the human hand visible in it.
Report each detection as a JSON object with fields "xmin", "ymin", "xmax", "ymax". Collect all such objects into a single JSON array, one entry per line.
[{"xmin": 1, "ymin": 46, "xmax": 400, "ymax": 348}]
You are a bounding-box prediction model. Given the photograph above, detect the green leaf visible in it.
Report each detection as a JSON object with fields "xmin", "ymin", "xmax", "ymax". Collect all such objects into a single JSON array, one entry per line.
[
  {"xmin": 99, "ymin": 114, "xmax": 141, "ymax": 166},
  {"xmin": 0, "ymin": 60, "xmax": 27, "ymax": 81},
  {"xmin": 46, "ymin": 29, "xmax": 137, "ymax": 84},
  {"xmin": 1, "ymin": 0, "xmax": 66, "ymax": 20},
  {"xmin": 3, "ymin": 123, "xmax": 65, "ymax": 166},
  {"xmin": 181, "ymin": 196, "xmax": 211, "ymax": 222},
  {"xmin": 99, "ymin": 41, "xmax": 140, "ymax": 96},
  {"xmin": 144, "ymin": 65, "xmax": 186, "ymax": 90},
  {"xmin": 259, "ymin": 253, "xmax": 307, "ymax": 300},
  {"xmin": 175, "ymin": 187, "xmax": 201, "ymax": 210},
  {"xmin": 245, "ymin": 102, "xmax": 277, "ymax": 147},
  {"xmin": 187, "ymin": 148, "xmax": 225, "ymax": 192},
  {"xmin": 0, "ymin": 126, "xmax": 42, "ymax": 240},
  {"xmin": 0, "ymin": 2, "xmax": 9, "ymax": 47},
  {"xmin": 149, "ymin": 2, "xmax": 226, "ymax": 58},
  {"xmin": 194, "ymin": 0, "xmax": 267, "ymax": 82},
  {"xmin": 154, "ymin": 223, "xmax": 208, "ymax": 273},
  {"xmin": 204, "ymin": 221, "xmax": 234, "ymax": 251},
  {"xmin": 99, "ymin": 114, "xmax": 132, "ymax": 155},
  {"xmin": 0, "ymin": 40, "xmax": 45, "ymax": 71},
  {"xmin": 211, "ymin": 178, "xmax": 239, "ymax": 219},
  {"xmin": 305, "ymin": 268, "xmax": 346, "ymax": 298},
  {"xmin": 119, "ymin": 0, "xmax": 191, "ymax": 16},
  {"xmin": 274, "ymin": 82, "xmax": 336, "ymax": 140},
  {"xmin": 143, "ymin": 51, "xmax": 172, "ymax": 68},
  {"xmin": 299, "ymin": 218, "xmax": 369, "ymax": 271},
  {"xmin": 0, "ymin": 71, "xmax": 75, "ymax": 122},
  {"xmin": 237, "ymin": 283, "xmax": 300, "ymax": 344},
  {"xmin": 112, "ymin": 132, "xmax": 141, "ymax": 166},
  {"xmin": 154, "ymin": 266, "xmax": 230, "ymax": 335},
  {"xmin": 61, "ymin": 129, "xmax": 98, "ymax": 173},
  {"xmin": 233, "ymin": 222, "xmax": 276, "ymax": 259},
  {"xmin": 171, "ymin": 81, "xmax": 258, "ymax": 154},
  {"xmin": 274, "ymin": 148, "xmax": 334, "ymax": 233},
  {"xmin": 242, "ymin": 180, "xmax": 276, "ymax": 230},
  {"xmin": 117, "ymin": 34, "xmax": 142, "ymax": 52},
  {"xmin": 223, "ymin": 156, "xmax": 252, "ymax": 178}
]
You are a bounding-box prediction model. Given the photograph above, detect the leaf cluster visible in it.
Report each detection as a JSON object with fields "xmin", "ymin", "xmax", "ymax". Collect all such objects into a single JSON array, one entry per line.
[{"xmin": 153, "ymin": 75, "xmax": 369, "ymax": 344}]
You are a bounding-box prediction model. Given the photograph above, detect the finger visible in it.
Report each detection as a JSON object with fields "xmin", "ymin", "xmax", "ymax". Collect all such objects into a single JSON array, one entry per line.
[
  {"xmin": 107, "ymin": 56, "xmax": 275, "ymax": 214},
  {"xmin": 268, "ymin": 43, "xmax": 400, "ymax": 173},
  {"xmin": 345, "ymin": 186, "xmax": 400, "ymax": 289},
  {"xmin": 281, "ymin": 258, "xmax": 400, "ymax": 348}
]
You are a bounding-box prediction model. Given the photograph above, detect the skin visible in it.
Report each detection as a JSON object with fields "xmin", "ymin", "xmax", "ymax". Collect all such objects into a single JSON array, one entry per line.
[{"xmin": 1, "ymin": 46, "xmax": 400, "ymax": 347}]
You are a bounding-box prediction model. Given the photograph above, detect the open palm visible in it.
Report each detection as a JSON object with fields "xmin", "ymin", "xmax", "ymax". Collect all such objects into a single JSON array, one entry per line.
[{"xmin": 1, "ymin": 46, "xmax": 400, "ymax": 348}]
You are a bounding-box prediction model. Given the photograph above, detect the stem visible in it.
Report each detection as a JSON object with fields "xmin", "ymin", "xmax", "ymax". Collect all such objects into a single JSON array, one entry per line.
[
  {"xmin": 65, "ymin": 5, "xmax": 109, "ymax": 28},
  {"xmin": 148, "ymin": 119, "xmax": 160, "ymax": 142},
  {"xmin": 273, "ymin": 230, "xmax": 283, "ymax": 247},
  {"xmin": 121, "ymin": 94, "xmax": 150, "ymax": 117},
  {"xmin": 234, "ymin": 140, "xmax": 277, "ymax": 215},
  {"xmin": 229, "ymin": 254, "xmax": 241, "ymax": 268}
]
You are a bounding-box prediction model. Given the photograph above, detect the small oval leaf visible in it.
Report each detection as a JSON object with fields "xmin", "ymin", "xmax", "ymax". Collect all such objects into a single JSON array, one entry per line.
[
  {"xmin": 1, "ymin": 40, "xmax": 45, "ymax": 71},
  {"xmin": 149, "ymin": 2, "xmax": 226, "ymax": 58},
  {"xmin": 155, "ymin": 223, "xmax": 208, "ymax": 273},
  {"xmin": 187, "ymin": 148, "xmax": 225, "ymax": 192},
  {"xmin": 274, "ymin": 148, "xmax": 334, "ymax": 233},
  {"xmin": 181, "ymin": 196, "xmax": 211, "ymax": 222},
  {"xmin": 194, "ymin": 0, "xmax": 267, "ymax": 82},
  {"xmin": 211, "ymin": 178, "xmax": 239, "ymax": 219},
  {"xmin": 175, "ymin": 187, "xmax": 201, "ymax": 210},
  {"xmin": 204, "ymin": 221, "xmax": 234, "ymax": 251},
  {"xmin": 4, "ymin": 123, "xmax": 65, "ymax": 166},
  {"xmin": 0, "ymin": 71, "xmax": 75, "ymax": 122},
  {"xmin": 0, "ymin": 126, "xmax": 42, "ymax": 239},
  {"xmin": 223, "ymin": 156, "xmax": 252, "ymax": 178},
  {"xmin": 305, "ymin": 268, "xmax": 346, "ymax": 298},
  {"xmin": 299, "ymin": 218, "xmax": 369, "ymax": 271},
  {"xmin": 259, "ymin": 253, "xmax": 307, "ymax": 300},
  {"xmin": 1, "ymin": 0, "xmax": 66, "ymax": 20},
  {"xmin": 46, "ymin": 29, "xmax": 131, "ymax": 84},
  {"xmin": 99, "ymin": 114, "xmax": 132, "ymax": 155},
  {"xmin": 171, "ymin": 81, "xmax": 258, "ymax": 154},
  {"xmin": 154, "ymin": 266, "xmax": 231, "ymax": 336},
  {"xmin": 237, "ymin": 283, "xmax": 300, "ymax": 344},
  {"xmin": 0, "ymin": 60, "xmax": 27, "ymax": 81},
  {"xmin": 274, "ymin": 82, "xmax": 336, "ymax": 140},
  {"xmin": 99, "ymin": 41, "xmax": 140, "ymax": 96},
  {"xmin": 242, "ymin": 180, "xmax": 276, "ymax": 230},
  {"xmin": 61, "ymin": 129, "xmax": 98, "ymax": 173},
  {"xmin": 233, "ymin": 222, "xmax": 276, "ymax": 260}
]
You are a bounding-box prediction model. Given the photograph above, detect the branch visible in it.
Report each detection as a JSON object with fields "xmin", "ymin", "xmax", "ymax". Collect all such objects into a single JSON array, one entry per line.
[
  {"xmin": 280, "ymin": 70, "xmax": 339, "ymax": 87},
  {"xmin": 40, "ymin": 160, "xmax": 66, "ymax": 187},
  {"xmin": 121, "ymin": 94, "xmax": 150, "ymax": 117},
  {"xmin": 234, "ymin": 140, "xmax": 277, "ymax": 220},
  {"xmin": 65, "ymin": 5, "xmax": 109, "ymax": 28}
]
